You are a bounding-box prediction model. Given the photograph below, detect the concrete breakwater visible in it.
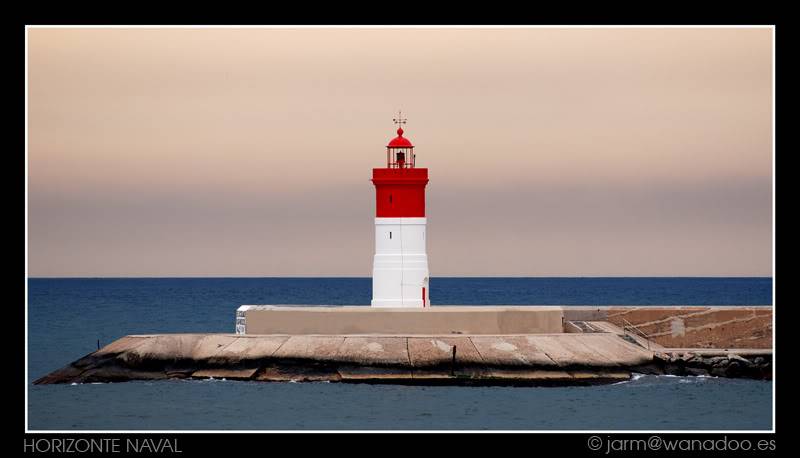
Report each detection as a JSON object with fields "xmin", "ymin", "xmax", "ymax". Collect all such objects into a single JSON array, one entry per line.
[
  {"xmin": 34, "ymin": 333, "xmax": 771, "ymax": 386},
  {"xmin": 35, "ymin": 306, "xmax": 772, "ymax": 386}
]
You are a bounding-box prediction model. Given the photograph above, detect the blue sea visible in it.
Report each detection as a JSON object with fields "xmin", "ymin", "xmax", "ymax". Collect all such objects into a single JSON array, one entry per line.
[{"xmin": 27, "ymin": 277, "xmax": 773, "ymax": 430}]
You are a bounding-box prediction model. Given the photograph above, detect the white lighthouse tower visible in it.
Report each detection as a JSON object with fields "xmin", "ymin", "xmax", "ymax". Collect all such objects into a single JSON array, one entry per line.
[{"xmin": 371, "ymin": 113, "xmax": 431, "ymax": 307}]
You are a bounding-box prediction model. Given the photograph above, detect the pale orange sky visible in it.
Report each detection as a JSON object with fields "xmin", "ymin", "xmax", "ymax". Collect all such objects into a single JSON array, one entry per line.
[{"xmin": 27, "ymin": 27, "xmax": 773, "ymax": 277}]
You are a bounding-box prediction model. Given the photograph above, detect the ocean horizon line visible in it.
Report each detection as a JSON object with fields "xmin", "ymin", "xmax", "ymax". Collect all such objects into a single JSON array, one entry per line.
[{"xmin": 27, "ymin": 275, "xmax": 774, "ymax": 280}]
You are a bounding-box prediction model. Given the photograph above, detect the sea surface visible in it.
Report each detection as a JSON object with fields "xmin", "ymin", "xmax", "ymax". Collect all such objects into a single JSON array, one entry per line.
[{"xmin": 27, "ymin": 277, "xmax": 773, "ymax": 430}]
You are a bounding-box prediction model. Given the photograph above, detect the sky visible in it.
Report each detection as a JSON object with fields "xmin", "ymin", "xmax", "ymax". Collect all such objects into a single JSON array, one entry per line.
[{"xmin": 27, "ymin": 27, "xmax": 773, "ymax": 277}]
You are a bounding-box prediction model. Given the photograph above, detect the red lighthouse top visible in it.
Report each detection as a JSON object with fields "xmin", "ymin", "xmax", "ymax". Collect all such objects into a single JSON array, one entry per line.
[
  {"xmin": 387, "ymin": 127, "xmax": 414, "ymax": 148},
  {"xmin": 372, "ymin": 112, "xmax": 428, "ymax": 217},
  {"xmin": 385, "ymin": 111, "xmax": 417, "ymax": 169}
]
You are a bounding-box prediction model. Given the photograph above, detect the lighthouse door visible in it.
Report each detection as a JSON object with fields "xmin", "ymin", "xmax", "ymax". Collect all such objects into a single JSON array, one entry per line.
[{"xmin": 422, "ymin": 276, "xmax": 429, "ymax": 307}]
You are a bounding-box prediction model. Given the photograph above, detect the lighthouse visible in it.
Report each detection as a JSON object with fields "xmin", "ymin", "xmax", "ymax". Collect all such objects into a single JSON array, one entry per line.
[{"xmin": 371, "ymin": 113, "xmax": 430, "ymax": 307}]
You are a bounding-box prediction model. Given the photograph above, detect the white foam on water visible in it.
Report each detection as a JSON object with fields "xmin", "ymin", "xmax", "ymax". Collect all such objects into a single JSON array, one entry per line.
[
  {"xmin": 678, "ymin": 375, "xmax": 718, "ymax": 383},
  {"xmin": 610, "ymin": 373, "xmax": 646, "ymax": 385}
]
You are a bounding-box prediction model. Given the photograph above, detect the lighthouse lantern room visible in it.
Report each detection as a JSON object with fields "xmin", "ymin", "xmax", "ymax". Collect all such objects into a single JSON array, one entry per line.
[{"xmin": 371, "ymin": 112, "xmax": 430, "ymax": 307}]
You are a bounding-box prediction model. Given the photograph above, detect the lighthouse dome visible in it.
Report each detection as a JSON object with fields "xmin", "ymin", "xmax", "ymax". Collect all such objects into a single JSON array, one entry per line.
[{"xmin": 387, "ymin": 127, "xmax": 414, "ymax": 148}]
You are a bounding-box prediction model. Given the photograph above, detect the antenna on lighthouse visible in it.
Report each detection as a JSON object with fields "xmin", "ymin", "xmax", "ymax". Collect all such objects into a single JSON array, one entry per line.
[{"xmin": 393, "ymin": 110, "xmax": 407, "ymax": 127}]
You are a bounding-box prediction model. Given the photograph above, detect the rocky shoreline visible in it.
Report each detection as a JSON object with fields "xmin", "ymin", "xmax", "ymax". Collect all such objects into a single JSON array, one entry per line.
[{"xmin": 643, "ymin": 350, "xmax": 772, "ymax": 379}]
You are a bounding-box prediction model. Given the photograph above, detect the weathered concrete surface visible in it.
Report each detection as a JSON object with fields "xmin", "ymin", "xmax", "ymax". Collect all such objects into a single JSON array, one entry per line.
[
  {"xmin": 588, "ymin": 334, "xmax": 656, "ymax": 363},
  {"xmin": 36, "ymin": 332, "xmax": 656, "ymax": 385},
  {"xmin": 567, "ymin": 319, "xmax": 672, "ymax": 359},
  {"xmin": 36, "ymin": 322, "xmax": 772, "ymax": 385},
  {"xmin": 94, "ymin": 336, "xmax": 149, "ymax": 355},
  {"xmin": 93, "ymin": 334, "xmax": 240, "ymax": 366},
  {"xmin": 237, "ymin": 305, "xmax": 772, "ymax": 350},
  {"xmin": 534, "ymin": 335, "xmax": 617, "ymax": 367},
  {"xmin": 604, "ymin": 306, "xmax": 772, "ymax": 349},
  {"xmin": 561, "ymin": 307, "xmax": 609, "ymax": 322},
  {"xmin": 210, "ymin": 335, "xmax": 289, "ymax": 362},
  {"xmin": 271, "ymin": 336, "xmax": 345, "ymax": 361},
  {"xmin": 407, "ymin": 337, "xmax": 483, "ymax": 367},
  {"xmin": 239, "ymin": 306, "xmax": 564, "ymax": 335},
  {"xmin": 470, "ymin": 336, "xmax": 557, "ymax": 367},
  {"xmin": 335, "ymin": 337, "xmax": 409, "ymax": 365}
]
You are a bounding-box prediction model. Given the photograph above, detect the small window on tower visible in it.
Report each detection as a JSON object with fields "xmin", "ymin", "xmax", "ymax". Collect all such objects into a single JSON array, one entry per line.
[
  {"xmin": 389, "ymin": 194, "xmax": 393, "ymax": 204},
  {"xmin": 389, "ymin": 231, "xmax": 392, "ymax": 239}
]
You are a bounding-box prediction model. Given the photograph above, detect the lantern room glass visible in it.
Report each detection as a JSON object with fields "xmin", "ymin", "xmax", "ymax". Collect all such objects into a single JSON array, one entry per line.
[{"xmin": 387, "ymin": 147, "xmax": 415, "ymax": 169}]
